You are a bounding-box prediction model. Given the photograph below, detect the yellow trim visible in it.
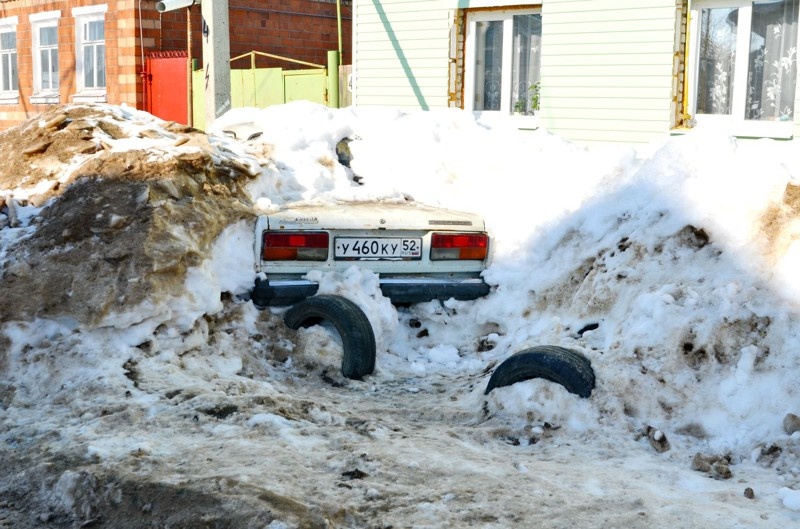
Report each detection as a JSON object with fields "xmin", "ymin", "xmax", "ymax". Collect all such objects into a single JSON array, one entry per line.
[{"xmin": 682, "ymin": 6, "xmax": 692, "ymax": 124}]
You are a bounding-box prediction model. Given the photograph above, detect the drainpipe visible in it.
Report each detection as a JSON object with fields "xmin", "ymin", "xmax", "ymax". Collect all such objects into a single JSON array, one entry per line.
[
  {"xmin": 337, "ymin": 0, "xmax": 343, "ymax": 61},
  {"xmin": 328, "ymin": 50, "xmax": 340, "ymax": 108},
  {"xmin": 335, "ymin": 0, "xmax": 343, "ymax": 107},
  {"xmin": 138, "ymin": 0, "xmax": 147, "ymax": 112}
]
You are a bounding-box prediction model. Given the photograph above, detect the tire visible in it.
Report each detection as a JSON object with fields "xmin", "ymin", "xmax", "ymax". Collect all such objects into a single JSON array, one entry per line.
[
  {"xmin": 283, "ymin": 295, "xmax": 376, "ymax": 380},
  {"xmin": 484, "ymin": 345, "xmax": 595, "ymax": 398}
]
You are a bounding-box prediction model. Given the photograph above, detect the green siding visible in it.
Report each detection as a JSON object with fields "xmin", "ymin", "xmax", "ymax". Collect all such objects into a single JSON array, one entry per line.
[
  {"xmin": 352, "ymin": 0, "xmax": 800, "ymax": 145},
  {"xmin": 539, "ymin": 0, "xmax": 679, "ymax": 144},
  {"xmin": 353, "ymin": 0, "xmax": 453, "ymax": 109}
]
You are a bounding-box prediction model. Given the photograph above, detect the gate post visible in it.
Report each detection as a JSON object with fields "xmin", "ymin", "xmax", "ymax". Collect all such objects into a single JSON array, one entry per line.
[{"xmin": 327, "ymin": 50, "xmax": 340, "ymax": 108}]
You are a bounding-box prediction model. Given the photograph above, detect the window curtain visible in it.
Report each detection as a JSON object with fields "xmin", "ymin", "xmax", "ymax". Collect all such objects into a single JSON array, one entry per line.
[
  {"xmin": 746, "ymin": 0, "xmax": 799, "ymax": 121},
  {"xmin": 511, "ymin": 14, "xmax": 542, "ymax": 113},
  {"xmin": 474, "ymin": 21, "xmax": 503, "ymax": 111},
  {"xmin": 696, "ymin": 7, "xmax": 738, "ymax": 115}
]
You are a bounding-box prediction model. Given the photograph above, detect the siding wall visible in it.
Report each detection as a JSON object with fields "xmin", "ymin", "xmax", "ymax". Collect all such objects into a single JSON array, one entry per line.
[
  {"xmin": 353, "ymin": 0, "xmax": 453, "ymax": 109},
  {"xmin": 354, "ymin": 0, "xmax": 681, "ymax": 144},
  {"xmin": 540, "ymin": 0, "xmax": 680, "ymax": 145}
]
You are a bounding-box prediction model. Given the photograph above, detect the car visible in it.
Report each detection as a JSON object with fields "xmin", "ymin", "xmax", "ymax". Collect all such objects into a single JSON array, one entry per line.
[{"xmin": 250, "ymin": 201, "xmax": 492, "ymax": 307}]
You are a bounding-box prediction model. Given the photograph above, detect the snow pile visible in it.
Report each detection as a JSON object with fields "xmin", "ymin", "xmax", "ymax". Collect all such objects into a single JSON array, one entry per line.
[{"xmin": 2, "ymin": 101, "xmax": 800, "ymax": 527}]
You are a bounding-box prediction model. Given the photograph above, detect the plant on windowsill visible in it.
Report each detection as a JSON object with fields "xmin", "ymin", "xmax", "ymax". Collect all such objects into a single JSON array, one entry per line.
[
  {"xmin": 511, "ymin": 82, "xmax": 541, "ymax": 116},
  {"xmin": 529, "ymin": 81, "xmax": 541, "ymax": 113}
]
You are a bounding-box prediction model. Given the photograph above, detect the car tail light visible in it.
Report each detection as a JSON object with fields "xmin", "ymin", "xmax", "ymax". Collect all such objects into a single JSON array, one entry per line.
[
  {"xmin": 262, "ymin": 231, "xmax": 329, "ymax": 261},
  {"xmin": 430, "ymin": 233, "xmax": 489, "ymax": 261}
]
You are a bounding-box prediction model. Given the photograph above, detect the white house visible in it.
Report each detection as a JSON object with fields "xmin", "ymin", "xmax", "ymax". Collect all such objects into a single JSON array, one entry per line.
[{"xmin": 352, "ymin": 0, "xmax": 800, "ymax": 145}]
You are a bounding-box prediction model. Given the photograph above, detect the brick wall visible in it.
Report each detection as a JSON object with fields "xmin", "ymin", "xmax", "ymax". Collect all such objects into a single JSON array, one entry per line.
[
  {"xmin": 157, "ymin": 0, "xmax": 352, "ymax": 69},
  {"xmin": 0, "ymin": 0, "xmax": 141, "ymax": 129}
]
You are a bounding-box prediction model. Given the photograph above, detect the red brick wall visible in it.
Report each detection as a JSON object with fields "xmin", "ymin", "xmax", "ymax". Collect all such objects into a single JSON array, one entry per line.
[
  {"xmin": 0, "ymin": 0, "xmax": 141, "ymax": 129},
  {"xmin": 157, "ymin": 1, "xmax": 352, "ymax": 70}
]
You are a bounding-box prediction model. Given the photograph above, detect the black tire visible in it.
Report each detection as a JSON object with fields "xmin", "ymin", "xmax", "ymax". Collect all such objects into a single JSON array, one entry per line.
[
  {"xmin": 484, "ymin": 345, "xmax": 595, "ymax": 398},
  {"xmin": 283, "ymin": 295, "xmax": 376, "ymax": 380}
]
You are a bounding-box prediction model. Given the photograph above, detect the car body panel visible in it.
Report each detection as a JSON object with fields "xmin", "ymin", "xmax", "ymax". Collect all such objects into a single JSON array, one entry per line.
[{"xmin": 252, "ymin": 201, "xmax": 491, "ymax": 306}]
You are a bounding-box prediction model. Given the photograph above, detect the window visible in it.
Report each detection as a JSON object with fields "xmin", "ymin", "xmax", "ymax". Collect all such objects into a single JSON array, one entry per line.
[
  {"xmin": 689, "ymin": 0, "xmax": 799, "ymax": 133},
  {"xmin": 73, "ymin": 5, "xmax": 107, "ymax": 100},
  {"xmin": 0, "ymin": 17, "xmax": 18, "ymax": 101},
  {"xmin": 39, "ymin": 26, "xmax": 58, "ymax": 90},
  {"xmin": 30, "ymin": 10, "xmax": 60, "ymax": 103},
  {"xmin": 464, "ymin": 9, "xmax": 542, "ymax": 116}
]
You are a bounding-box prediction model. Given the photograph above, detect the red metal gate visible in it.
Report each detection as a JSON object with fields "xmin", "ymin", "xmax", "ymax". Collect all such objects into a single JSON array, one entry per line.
[{"xmin": 144, "ymin": 51, "xmax": 189, "ymax": 124}]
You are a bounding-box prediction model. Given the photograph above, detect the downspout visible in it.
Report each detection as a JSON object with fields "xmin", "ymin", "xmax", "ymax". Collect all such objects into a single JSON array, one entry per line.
[
  {"xmin": 335, "ymin": 0, "xmax": 343, "ymax": 107},
  {"xmin": 337, "ymin": 0, "xmax": 343, "ymax": 61},
  {"xmin": 139, "ymin": 0, "xmax": 147, "ymax": 111}
]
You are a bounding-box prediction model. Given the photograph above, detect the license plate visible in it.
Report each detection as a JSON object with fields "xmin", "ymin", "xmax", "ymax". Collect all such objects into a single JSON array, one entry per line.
[{"xmin": 335, "ymin": 237, "xmax": 422, "ymax": 259}]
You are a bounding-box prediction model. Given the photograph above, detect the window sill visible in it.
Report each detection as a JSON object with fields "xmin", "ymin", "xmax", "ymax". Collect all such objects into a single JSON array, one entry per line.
[
  {"xmin": 509, "ymin": 113, "xmax": 540, "ymax": 130},
  {"xmin": 72, "ymin": 92, "xmax": 107, "ymax": 103},
  {"xmin": 473, "ymin": 111, "xmax": 541, "ymax": 130},
  {"xmin": 672, "ymin": 117, "xmax": 794, "ymax": 140},
  {"xmin": 0, "ymin": 94, "xmax": 20, "ymax": 105},
  {"xmin": 30, "ymin": 94, "xmax": 60, "ymax": 105}
]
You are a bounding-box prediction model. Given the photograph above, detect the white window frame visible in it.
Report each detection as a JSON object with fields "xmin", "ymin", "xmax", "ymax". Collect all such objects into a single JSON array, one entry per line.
[
  {"xmin": 30, "ymin": 10, "xmax": 61, "ymax": 105},
  {"xmin": 464, "ymin": 7, "xmax": 542, "ymax": 125},
  {"xmin": 687, "ymin": 0, "xmax": 799, "ymax": 138},
  {"xmin": 73, "ymin": 4, "xmax": 107, "ymax": 102},
  {"xmin": 0, "ymin": 16, "xmax": 19, "ymax": 104}
]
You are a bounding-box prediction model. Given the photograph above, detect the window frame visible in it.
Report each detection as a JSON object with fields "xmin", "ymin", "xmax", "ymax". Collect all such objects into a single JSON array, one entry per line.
[
  {"xmin": 0, "ymin": 16, "xmax": 19, "ymax": 104},
  {"xmin": 73, "ymin": 4, "xmax": 107, "ymax": 102},
  {"xmin": 687, "ymin": 0, "xmax": 800, "ymax": 138},
  {"xmin": 463, "ymin": 7, "xmax": 542, "ymax": 123},
  {"xmin": 30, "ymin": 10, "xmax": 61, "ymax": 104}
]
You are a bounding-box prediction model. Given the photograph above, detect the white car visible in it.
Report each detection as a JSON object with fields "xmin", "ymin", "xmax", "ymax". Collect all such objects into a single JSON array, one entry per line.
[{"xmin": 250, "ymin": 201, "xmax": 491, "ymax": 307}]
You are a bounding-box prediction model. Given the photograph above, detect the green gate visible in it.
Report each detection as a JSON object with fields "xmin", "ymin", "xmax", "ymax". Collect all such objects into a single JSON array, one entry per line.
[{"xmin": 192, "ymin": 51, "xmax": 338, "ymax": 130}]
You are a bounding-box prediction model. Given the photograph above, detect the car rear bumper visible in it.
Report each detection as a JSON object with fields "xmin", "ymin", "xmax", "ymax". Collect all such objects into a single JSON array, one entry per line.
[{"xmin": 251, "ymin": 277, "xmax": 491, "ymax": 307}]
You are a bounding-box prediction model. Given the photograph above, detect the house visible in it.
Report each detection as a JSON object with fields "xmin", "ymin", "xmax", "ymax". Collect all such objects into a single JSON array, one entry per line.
[
  {"xmin": 0, "ymin": 0, "xmax": 352, "ymax": 130},
  {"xmin": 351, "ymin": 0, "xmax": 800, "ymax": 145}
]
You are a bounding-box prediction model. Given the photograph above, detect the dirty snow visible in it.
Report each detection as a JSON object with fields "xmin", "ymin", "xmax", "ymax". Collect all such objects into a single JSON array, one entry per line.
[{"xmin": 2, "ymin": 101, "xmax": 800, "ymax": 527}]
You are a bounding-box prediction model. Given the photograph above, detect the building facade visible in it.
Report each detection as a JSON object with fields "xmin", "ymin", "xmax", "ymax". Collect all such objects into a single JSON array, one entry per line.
[
  {"xmin": 0, "ymin": 0, "xmax": 352, "ymax": 130},
  {"xmin": 352, "ymin": 0, "xmax": 800, "ymax": 145}
]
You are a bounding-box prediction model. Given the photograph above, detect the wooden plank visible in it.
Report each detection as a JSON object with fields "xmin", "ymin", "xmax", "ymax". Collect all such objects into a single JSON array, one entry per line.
[
  {"xmin": 356, "ymin": 92, "xmax": 450, "ymax": 107},
  {"xmin": 544, "ymin": 64, "xmax": 672, "ymax": 77},
  {"xmin": 542, "ymin": 115, "xmax": 670, "ymax": 132},
  {"xmin": 542, "ymin": 107, "xmax": 671, "ymax": 122},
  {"xmin": 543, "ymin": 42, "xmax": 674, "ymax": 55},
  {"xmin": 543, "ymin": 96, "xmax": 672, "ymax": 111},
  {"xmin": 543, "ymin": 29, "xmax": 676, "ymax": 44},
  {"xmin": 355, "ymin": 33, "xmax": 452, "ymax": 47},
  {"xmin": 542, "ymin": 75, "xmax": 674, "ymax": 88},
  {"xmin": 357, "ymin": 48, "xmax": 449, "ymax": 61},
  {"xmin": 543, "ymin": 0, "xmax": 676, "ymax": 15},
  {"xmin": 544, "ymin": 5, "xmax": 679, "ymax": 23},
  {"xmin": 355, "ymin": 76, "xmax": 449, "ymax": 89},
  {"xmin": 356, "ymin": 0, "xmax": 449, "ymax": 15},
  {"xmin": 541, "ymin": 86, "xmax": 671, "ymax": 99},
  {"xmin": 355, "ymin": 18, "xmax": 450, "ymax": 33},
  {"xmin": 541, "ymin": 53, "xmax": 674, "ymax": 67}
]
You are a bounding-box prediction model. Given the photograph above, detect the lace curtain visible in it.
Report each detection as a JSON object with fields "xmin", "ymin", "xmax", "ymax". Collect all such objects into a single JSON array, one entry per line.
[
  {"xmin": 474, "ymin": 21, "xmax": 503, "ymax": 111},
  {"xmin": 696, "ymin": 0, "xmax": 798, "ymax": 121},
  {"xmin": 511, "ymin": 14, "xmax": 542, "ymax": 114},
  {"xmin": 746, "ymin": 0, "xmax": 798, "ymax": 121}
]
